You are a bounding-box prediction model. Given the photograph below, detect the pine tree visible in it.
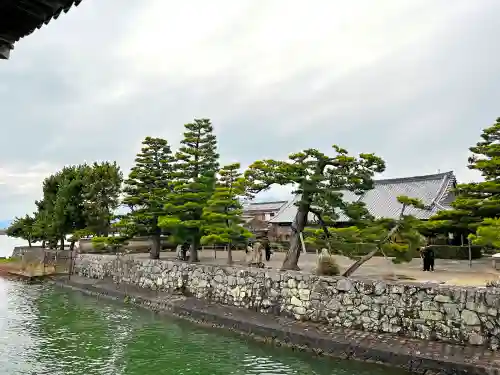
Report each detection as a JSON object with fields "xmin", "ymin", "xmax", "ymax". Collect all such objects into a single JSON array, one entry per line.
[
  {"xmin": 52, "ymin": 165, "xmax": 88, "ymax": 249},
  {"xmin": 82, "ymin": 162, "xmax": 123, "ymax": 236},
  {"xmin": 6, "ymin": 215, "xmax": 36, "ymax": 247},
  {"xmin": 427, "ymin": 118, "xmax": 500, "ymax": 236},
  {"xmin": 201, "ymin": 163, "xmax": 252, "ymax": 264},
  {"xmin": 159, "ymin": 119, "xmax": 219, "ymax": 262},
  {"xmin": 245, "ymin": 146, "xmax": 385, "ymax": 270},
  {"xmin": 122, "ymin": 137, "xmax": 174, "ymax": 259}
]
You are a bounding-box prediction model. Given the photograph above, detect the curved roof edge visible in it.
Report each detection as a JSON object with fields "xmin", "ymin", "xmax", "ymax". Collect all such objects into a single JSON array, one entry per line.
[
  {"xmin": 1, "ymin": 0, "xmax": 83, "ymax": 59},
  {"xmin": 269, "ymin": 171, "xmax": 457, "ymax": 224}
]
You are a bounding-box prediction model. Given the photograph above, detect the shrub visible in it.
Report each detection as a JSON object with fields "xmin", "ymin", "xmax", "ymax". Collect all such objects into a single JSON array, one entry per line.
[
  {"xmin": 90, "ymin": 236, "xmax": 130, "ymax": 254},
  {"xmin": 269, "ymin": 241, "xmax": 289, "ymax": 251},
  {"xmin": 427, "ymin": 245, "xmax": 482, "ymax": 260},
  {"xmin": 316, "ymin": 253, "xmax": 340, "ymax": 276},
  {"xmin": 277, "ymin": 241, "xmax": 483, "ymax": 260}
]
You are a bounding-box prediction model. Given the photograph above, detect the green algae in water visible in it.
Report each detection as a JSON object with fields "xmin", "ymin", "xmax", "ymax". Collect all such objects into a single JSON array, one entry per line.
[{"xmin": 0, "ymin": 279, "xmax": 409, "ymax": 375}]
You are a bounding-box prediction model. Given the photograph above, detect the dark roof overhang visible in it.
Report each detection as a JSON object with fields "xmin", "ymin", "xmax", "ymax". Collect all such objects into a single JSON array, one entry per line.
[{"xmin": 0, "ymin": 0, "xmax": 83, "ymax": 59}]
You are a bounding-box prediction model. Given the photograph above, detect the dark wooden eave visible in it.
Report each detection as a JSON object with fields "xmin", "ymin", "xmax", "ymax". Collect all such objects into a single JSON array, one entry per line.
[{"xmin": 0, "ymin": 0, "xmax": 83, "ymax": 59}]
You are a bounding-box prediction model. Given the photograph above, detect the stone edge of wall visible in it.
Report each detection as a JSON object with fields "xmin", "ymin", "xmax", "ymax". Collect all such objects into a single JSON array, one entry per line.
[
  {"xmin": 72, "ymin": 254, "xmax": 500, "ymax": 349},
  {"xmin": 73, "ymin": 253, "xmax": 498, "ymax": 298},
  {"xmin": 49, "ymin": 277, "xmax": 494, "ymax": 375}
]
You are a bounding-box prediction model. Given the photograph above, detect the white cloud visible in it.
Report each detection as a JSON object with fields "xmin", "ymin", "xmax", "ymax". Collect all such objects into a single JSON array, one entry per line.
[
  {"xmin": 1, "ymin": 0, "xmax": 499, "ymax": 217},
  {"xmin": 118, "ymin": 0, "xmax": 474, "ymax": 87}
]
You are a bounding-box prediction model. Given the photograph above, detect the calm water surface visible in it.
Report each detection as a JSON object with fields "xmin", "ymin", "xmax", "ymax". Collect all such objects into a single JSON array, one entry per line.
[{"xmin": 0, "ymin": 249, "xmax": 406, "ymax": 374}]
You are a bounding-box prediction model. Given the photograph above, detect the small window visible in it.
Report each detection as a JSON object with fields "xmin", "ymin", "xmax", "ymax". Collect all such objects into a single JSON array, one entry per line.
[{"xmin": 270, "ymin": 213, "xmax": 275, "ymax": 217}]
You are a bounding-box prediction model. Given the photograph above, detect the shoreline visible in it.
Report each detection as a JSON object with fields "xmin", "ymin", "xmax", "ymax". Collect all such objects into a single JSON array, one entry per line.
[{"xmin": 50, "ymin": 275, "xmax": 499, "ymax": 375}]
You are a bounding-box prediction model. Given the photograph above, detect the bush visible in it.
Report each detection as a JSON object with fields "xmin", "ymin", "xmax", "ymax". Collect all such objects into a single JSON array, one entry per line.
[
  {"xmin": 427, "ymin": 245, "xmax": 482, "ymax": 260},
  {"xmin": 316, "ymin": 254, "xmax": 340, "ymax": 276},
  {"xmin": 270, "ymin": 241, "xmax": 288, "ymax": 252},
  {"xmin": 273, "ymin": 241, "xmax": 483, "ymax": 260}
]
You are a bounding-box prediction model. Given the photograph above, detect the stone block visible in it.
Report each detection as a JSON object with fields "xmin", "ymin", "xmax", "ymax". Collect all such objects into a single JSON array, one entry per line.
[{"xmin": 72, "ymin": 254, "xmax": 500, "ymax": 350}]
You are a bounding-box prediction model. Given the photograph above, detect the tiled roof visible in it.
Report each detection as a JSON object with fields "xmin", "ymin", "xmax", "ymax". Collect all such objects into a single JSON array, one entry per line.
[
  {"xmin": 243, "ymin": 201, "xmax": 288, "ymax": 212},
  {"xmin": 269, "ymin": 171, "xmax": 456, "ymax": 224},
  {"xmin": 1, "ymin": 0, "xmax": 83, "ymax": 59}
]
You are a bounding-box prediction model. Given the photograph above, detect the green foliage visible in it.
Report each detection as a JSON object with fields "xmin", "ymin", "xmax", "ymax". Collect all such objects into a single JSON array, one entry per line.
[
  {"xmin": 6, "ymin": 215, "xmax": 36, "ymax": 245},
  {"xmin": 305, "ymin": 242, "xmax": 480, "ymax": 260},
  {"xmin": 159, "ymin": 119, "xmax": 220, "ymax": 260},
  {"xmin": 91, "ymin": 236, "xmax": 130, "ymax": 253},
  {"xmin": 121, "ymin": 137, "xmax": 175, "ymax": 258},
  {"xmin": 427, "ymin": 118, "xmax": 500, "ymax": 235},
  {"xmin": 82, "ymin": 162, "xmax": 123, "ymax": 236},
  {"xmin": 304, "ymin": 195, "xmax": 427, "ymax": 265},
  {"xmin": 200, "ymin": 163, "xmax": 252, "ymax": 245},
  {"xmin": 15, "ymin": 162, "xmax": 123, "ymax": 249},
  {"xmin": 469, "ymin": 217, "xmax": 500, "ymax": 248},
  {"xmin": 428, "ymin": 245, "xmax": 482, "ymax": 260},
  {"xmin": 52, "ymin": 165, "xmax": 88, "ymax": 242},
  {"xmin": 69, "ymin": 228, "xmax": 94, "ymax": 243},
  {"xmin": 244, "ymin": 146, "xmax": 385, "ymax": 269}
]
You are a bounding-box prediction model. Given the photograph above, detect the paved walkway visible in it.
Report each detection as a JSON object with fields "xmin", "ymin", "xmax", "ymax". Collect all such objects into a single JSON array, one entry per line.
[{"xmin": 133, "ymin": 250, "xmax": 500, "ymax": 286}]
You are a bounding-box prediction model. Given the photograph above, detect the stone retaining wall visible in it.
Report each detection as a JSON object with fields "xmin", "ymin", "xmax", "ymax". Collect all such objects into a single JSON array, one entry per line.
[
  {"xmin": 73, "ymin": 254, "xmax": 500, "ymax": 350},
  {"xmin": 11, "ymin": 246, "xmax": 44, "ymax": 258}
]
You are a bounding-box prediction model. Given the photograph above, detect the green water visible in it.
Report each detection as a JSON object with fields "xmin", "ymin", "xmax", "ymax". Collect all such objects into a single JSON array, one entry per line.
[{"xmin": 0, "ymin": 278, "xmax": 405, "ymax": 375}]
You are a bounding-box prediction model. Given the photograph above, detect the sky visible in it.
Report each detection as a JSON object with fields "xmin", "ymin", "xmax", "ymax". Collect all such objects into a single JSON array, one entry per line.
[{"xmin": 0, "ymin": 0, "xmax": 499, "ymax": 221}]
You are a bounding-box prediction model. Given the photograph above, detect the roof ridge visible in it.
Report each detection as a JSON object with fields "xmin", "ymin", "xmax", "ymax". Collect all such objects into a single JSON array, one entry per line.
[
  {"xmin": 433, "ymin": 173, "xmax": 456, "ymax": 207},
  {"xmin": 247, "ymin": 200, "xmax": 288, "ymax": 205},
  {"xmin": 374, "ymin": 171, "xmax": 454, "ymax": 185},
  {"xmin": 268, "ymin": 196, "xmax": 299, "ymax": 223}
]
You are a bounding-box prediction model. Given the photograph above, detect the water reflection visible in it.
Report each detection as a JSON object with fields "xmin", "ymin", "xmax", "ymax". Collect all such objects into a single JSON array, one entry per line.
[{"xmin": 0, "ymin": 279, "xmax": 407, "ymax": 375}]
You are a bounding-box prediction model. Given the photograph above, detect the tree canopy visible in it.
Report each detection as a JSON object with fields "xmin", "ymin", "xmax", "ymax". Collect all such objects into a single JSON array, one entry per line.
[
  {"xmin": 426, "ymin": 118, "xmax": 500, "ymax": 237},
  {"xmin": 8, "ymin": 115, "xmax": 494, "ymax": 276},
  {"xmin": 159, "ymin": 119, "xmax": 220, "ymax": 262},
  {"xmin": 7, "ymin": 162, "xmax": 123, "ymax": 250},
  {"xmin": 120, "ymin": 137, "xmax": 175, "ymax": 259},
  {"xmin": 6, "ymin": 215, "xmax": 36, "ymax": 246},
  {"xmin": 305, "ymin": 195, "xmax": 427, "ymax": 276},
  {"xmin": 245, "ymin": 146, "xmax": 385, "ymax": 270},
  {"xmin": 201, "ymin": 163, "xmax": 252, "ymax": 264},
  {"xmin": 469, "ymin": 218, "xmax": 500, "ymax": 249}
]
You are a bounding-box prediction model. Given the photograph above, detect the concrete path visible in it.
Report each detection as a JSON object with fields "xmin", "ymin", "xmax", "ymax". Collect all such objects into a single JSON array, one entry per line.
[{"xmin": 133, "ymin": 250, "xmax": 500, "ymax": 287}]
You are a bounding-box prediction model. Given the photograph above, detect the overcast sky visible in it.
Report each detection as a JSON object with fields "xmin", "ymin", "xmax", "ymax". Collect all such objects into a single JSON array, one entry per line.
[{"xmin": 0, "ymin": 0, "xmax": 498, "ymax": 220}]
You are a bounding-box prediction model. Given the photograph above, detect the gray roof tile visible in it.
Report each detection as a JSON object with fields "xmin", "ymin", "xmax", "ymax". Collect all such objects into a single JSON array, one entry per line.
[
  {"xmin": 243, "ymin": 201, "xmax": 287, "ymax": 212},
  {"xmin": 269, "ymin": 171, "xmax": 456, "ymax": 224}
]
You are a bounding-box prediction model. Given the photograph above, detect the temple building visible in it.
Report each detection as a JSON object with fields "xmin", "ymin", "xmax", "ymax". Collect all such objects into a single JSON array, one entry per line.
[
  {"xmin": 1, "ymin": 0, "xmax": 83, "ymax": 59},
  {"xmin": 268, "ymin": 171, "xmax": 457, "ymax": 241},
  {"xmin": 242, "ymin": 201, "xmax": 287, "ymax": 234}
]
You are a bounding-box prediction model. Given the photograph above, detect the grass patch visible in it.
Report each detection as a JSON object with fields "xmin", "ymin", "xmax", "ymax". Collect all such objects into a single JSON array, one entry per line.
[{"xmin": 0, "ymin": 257, "xmax": 17, "ymax": 264}]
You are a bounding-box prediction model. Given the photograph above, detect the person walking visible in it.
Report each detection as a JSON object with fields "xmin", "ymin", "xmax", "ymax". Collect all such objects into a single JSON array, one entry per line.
[
  {"xmin": 418, "ymin": 247, "xmax": 427, "ymax": 271},
  {"xmin": 420, "ymin": 247, "xmax": 429, "ymax": 271},
  {"xmin": 180, "ymin": 242, "xmax": 189, "ymax": 261},
  {"xmin": 264, "ymin": 240, "xmax": 272, "ymax": 262},
  {"xmin": 428, "ymin": 247, "xmax": 435, "ymax": 271},
  {"xmin": 420, "ymin": 246, "xmax": 435, "ymax": 271}
]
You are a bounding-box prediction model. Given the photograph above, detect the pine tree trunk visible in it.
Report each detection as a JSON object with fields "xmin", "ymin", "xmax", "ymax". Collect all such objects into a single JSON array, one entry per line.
[
  {"xmin": 28, "ymin": 239, "xmax": 32, "ymax": 247},
  {"xmin": 281, "ymin": 205, "xmax": 308, "ymax": 271},
  {"xmin": 189, "ymin": 237, "xmax": 200, "ymax": 263},
  {"xmin": 41, "ymin": 240, "xmax": 46, "ymax": 249},
  {"xmin": 342, "ymin": 223, "xmax": 401, "ymax": 277},
  {"xmin": 150, "ymin": 233, "xmax": 161, "ymax": 259},
  {"xmin": 341, "ymin": 247, "xmax": 379, "ymax": 277},
  {"xmin": 60, "ymin": 237, "xmax": 65, "ymax": 250},
  {"xmin": 69, "ymin": 240, "xmax": 76, "ymax": 251}
]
